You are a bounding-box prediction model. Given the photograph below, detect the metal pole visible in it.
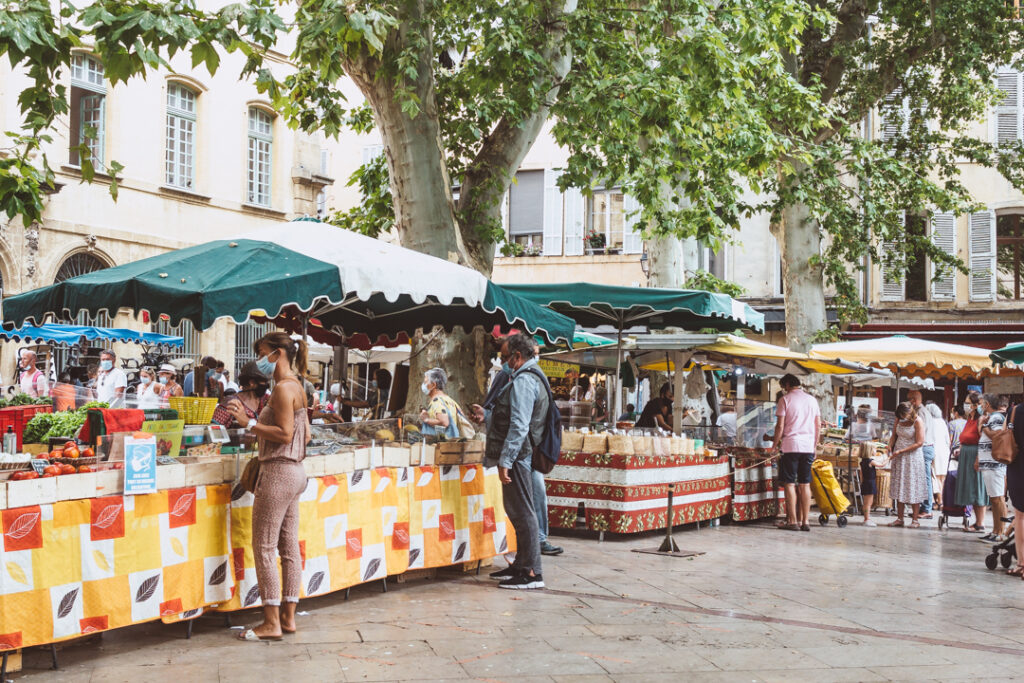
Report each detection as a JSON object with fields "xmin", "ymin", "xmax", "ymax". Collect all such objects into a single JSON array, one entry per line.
[
  {"xmin": 613, "ymin": 325, "xmax": 624, "ymax": 425},
  {"xmin": 658, "ymin": 483, "xmax": 681, "ymax": 552}
]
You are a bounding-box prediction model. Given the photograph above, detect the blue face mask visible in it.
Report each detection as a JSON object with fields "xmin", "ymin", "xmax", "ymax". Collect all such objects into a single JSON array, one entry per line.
[
  {"xmin": 100, "ymin": 360, "xmax": 113, "ymax": 371},
  {"xmin": 501, "ymin": 363, "xmax": 511, "ymax": 374},
  {"xmin": 421, "ymin": 382, "xmax": 430, "ymax": 395},
  {"xmin": 255, "ymin": 353, "xmax": 276, "ymax": 376},
  {"xmin": 140, "ymin": 377, "xmax": 151, "ymax": 385}
]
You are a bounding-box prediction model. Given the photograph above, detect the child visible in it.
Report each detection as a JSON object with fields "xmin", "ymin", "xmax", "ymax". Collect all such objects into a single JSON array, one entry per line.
[{"xmin": 860, "ymin": 448, "xmax": 879, "ymax": 526}]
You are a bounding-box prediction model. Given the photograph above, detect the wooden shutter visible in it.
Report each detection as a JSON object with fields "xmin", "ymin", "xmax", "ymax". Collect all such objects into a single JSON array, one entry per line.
[
  {"xmin": 542, "ymin": 168, "xmax": 563, "ymax": 255},
  {"xmin": 929, "ymin": 212, "xmax": 957, "ymax": 301},
  {"xmin": 563, "ymin": 187, "xmax": 585, "ymax": 256},
  {"xmin": 880, "ymin": 212, "xmax": 906, "ymax": 301},
  {"xmin": 995, "ymin": 69, "xmax": 1022, "ymax": 145},
  {"xmin": 881, "ymin": 87, "xmax": 905, "ymax": 142},
  {"xmin": 969, "ymin": 210, "xmax": 997, "ymax": 301},
  {"xmin": 622, "ymin": 193, "xmax": 643, "ymax": 254}
]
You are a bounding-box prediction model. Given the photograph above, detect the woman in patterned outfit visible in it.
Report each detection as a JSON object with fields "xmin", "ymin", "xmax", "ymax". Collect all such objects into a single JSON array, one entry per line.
[
  {"xmin": 227, "ymin": 332, "xmax": 310, "ymax": 642},
  {"xmin": 887, "ymin": 402, "xmax": 929, "ymax": 529}
]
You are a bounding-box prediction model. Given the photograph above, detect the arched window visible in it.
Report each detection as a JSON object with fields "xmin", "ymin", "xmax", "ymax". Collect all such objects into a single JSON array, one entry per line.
[
  {"xmin": 54, "ymin": 252, "xmax": 108, "ymax": 283},
  {"xmin": 166, "ymin": 82, "xmax": 197, "ymax": 188},
  {"xmin": 54, "ymin": 252, "xmax": 111, "ymax": 328},
  {"xmin": 247, "ymin": 107, "xmax": 274, "ymax": 207}
]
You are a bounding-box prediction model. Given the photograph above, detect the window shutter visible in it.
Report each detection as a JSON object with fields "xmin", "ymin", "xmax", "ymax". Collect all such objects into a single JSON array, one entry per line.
[
  {"xmin": 500, "ymin": 191, "xmax": 509, "ymax": 236},
  {"xmin": 622, "ymin": 193, "xmax": 644, "ymax": 254},
  {"xmin": 563, "ymin": 187, "xmax": 585, "ymax": 256},
  {"xmin": 881, "ymin": 87, "xmax": 904, "ymax": 142},
  {"xmin": 929, "ymin": 212, "xmax": 957, "ymax": 301},
  {"xmin": 995, "ymin": 70, "xmax": 1022, "ymax": 145},
  {"xmin": 509, "ymin": 170, "xmax": 544, "ymax": 236},
  {"xmin": 542, "ymin": 169, "xmax": 563, "ymax": 256},
  {"xmin": 969, "ymin": 210, "xmax": 997, "ymax": 301},
  {"xmin": 880, "ymin": 211, "xmax": 905, "ymax": 301}
]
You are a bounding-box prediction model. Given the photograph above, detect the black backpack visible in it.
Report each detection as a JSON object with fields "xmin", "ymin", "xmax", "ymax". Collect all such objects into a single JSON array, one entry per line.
[{"xmin": 520, "ymin": 365, "xmax": 563, "ymax": 474}]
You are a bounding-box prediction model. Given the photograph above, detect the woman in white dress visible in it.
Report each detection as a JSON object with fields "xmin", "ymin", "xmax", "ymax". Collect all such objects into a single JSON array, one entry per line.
[
  {"xmin": 887, "ymin": 401, "xmax": 929, "ymax": 528},
  {"xmin": 924, "ymin": 403, "xmax": 951, "ymax": 507},
  {"xmin": 135, "ymin": 367, "xmax": 165, "ymax": 409}
]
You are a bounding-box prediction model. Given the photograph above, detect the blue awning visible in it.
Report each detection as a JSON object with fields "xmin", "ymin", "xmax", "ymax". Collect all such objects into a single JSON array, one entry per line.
[{"xmin": 0, "ymin": 324, "xmax": 184, "ymax": 348}]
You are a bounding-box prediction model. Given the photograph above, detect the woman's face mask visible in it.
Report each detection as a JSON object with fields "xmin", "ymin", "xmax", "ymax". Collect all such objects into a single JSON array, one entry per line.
[{"xmin": 140, "ymin": 376, "xmax": 152, "ymax": 385}]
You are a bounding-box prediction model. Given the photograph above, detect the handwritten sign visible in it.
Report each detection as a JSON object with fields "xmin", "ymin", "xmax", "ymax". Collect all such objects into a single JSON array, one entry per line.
[
  {"xmin": 124, "ymin": 434, "xmax": 157, "ymax": 495},
  {"xmin": 30, "ymin": 458, "xmax": 49, "ymax": 475}
]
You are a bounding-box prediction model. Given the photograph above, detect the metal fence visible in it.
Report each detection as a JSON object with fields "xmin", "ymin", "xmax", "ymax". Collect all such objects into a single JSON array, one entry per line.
[{"xmin": 152, "ymin": 318, "xmax": 201, "ymax": 360}]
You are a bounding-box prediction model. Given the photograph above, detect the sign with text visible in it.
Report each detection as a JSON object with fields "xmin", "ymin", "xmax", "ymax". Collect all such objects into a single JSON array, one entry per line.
[
  {"xmin": 141, "ymin": 419, "xmax": 184, "ymax": 458},
  {"xmin": 538, "ymin": 359, "xmax": 579, "ymax": 378},
  {"xmin": 124, "ymin": 434, "xmax": 157, "ymax": 495}
]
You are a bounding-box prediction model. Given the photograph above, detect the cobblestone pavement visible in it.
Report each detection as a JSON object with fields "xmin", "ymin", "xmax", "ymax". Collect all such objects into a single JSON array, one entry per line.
[{"xmin": 11, "ymin": 515, "xmax": 1024, "ymax": 682}]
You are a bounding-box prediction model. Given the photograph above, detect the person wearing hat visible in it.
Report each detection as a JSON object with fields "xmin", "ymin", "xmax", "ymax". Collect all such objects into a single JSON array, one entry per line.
[
  {"xmin": 158, "ymin": 364, "xmax": 184, "ymax": 399},
  {"xmin": 212, "ymin": 361, "xmax": 270, "ymax": 427}
]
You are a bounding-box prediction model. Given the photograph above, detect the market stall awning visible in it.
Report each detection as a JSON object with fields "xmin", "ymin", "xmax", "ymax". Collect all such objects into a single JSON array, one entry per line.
[
  {"xmin": 990, "ymin": 342, "xmax": 1024, "ymax": 368},
  {"xmin": 2, "ymin": 221, "xmax": 576, "ymax": 346},
  {"xmin": 635, "ymin": 335, "xmax": 867, "ymax": 376},
  {"xmin": 0, "ymin": 323, "xmax": 184, "ymax": 347},
  {"xmin": 500, "ymin": 283, "xmax": 764, "ymax": 334},
  {"xmin": 810, "ymin": 335, "xmax": 994, "ymax": 379}
]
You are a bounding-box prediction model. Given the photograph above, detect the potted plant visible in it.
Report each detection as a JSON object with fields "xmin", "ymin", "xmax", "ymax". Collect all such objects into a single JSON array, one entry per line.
[
  {"xmin": 586, "ymin": 228, "xmax": 606, "ymax": 254},
  {"xmin": 523, "ymin": 244, "xmax": 542, "ymax": 257}
]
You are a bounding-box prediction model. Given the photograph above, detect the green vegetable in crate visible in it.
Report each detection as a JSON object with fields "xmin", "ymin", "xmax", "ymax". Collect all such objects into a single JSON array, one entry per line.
[{"xmin": 23, "ymin": 412, "xmax": 56, "ymax": 444}]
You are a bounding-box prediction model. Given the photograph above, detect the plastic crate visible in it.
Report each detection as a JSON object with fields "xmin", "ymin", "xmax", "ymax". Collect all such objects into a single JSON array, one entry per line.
[{"xmin": 0, "ymin": 404, "xmax": 54, "ymax": 449}]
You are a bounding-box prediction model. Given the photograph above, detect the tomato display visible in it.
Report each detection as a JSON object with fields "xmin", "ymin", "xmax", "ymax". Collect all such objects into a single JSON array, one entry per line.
[
  {"xmin": 43, "ymin": 464, "xmax": 61, "ymax": 476},
  {"xmin": 60, "ymin": 464, "xmax": 76, "ymax": 475}
]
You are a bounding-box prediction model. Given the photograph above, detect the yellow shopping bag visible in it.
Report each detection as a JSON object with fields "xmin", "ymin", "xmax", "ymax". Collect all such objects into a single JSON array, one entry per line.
[{"xmin": 810, "ymin": 459, "xmax": 850, "ymax": 515}]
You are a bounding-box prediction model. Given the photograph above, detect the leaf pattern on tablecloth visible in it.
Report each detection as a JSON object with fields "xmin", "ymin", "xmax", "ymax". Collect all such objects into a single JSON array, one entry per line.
[
  {"xmin": 56, "ymin": 588, "xmax": 79, "ymax": 619},
  {"xmin": 454, "ymin": 542, "xmax": 467, "ymax": 561},
  {"xmin": 208, "ymin": 561, "xmax": 227, "ymax": 586},
  {"xmin": 498, "ymin": 536, "xmax": 508, "ymax": 553},
  {"xmin": 243, "ymin": 585, "xmax": 261, "ymax": 607},
  {"xmin": 135, "ymin": 575, "xmax": 160, "ymax": 603},
  {"xmin": 408, "ymin": 548, "xmax": 421, "ymax": 565},
  {"xmin": 4, "ymin": 512, "xmax": 39, "ymax": 540},
  {"xmin": 181, "ymin": 608, "xmax": 201, "ymax": 620},
  {"xmin": 169, "ymin": 493, "xmax": 195, "ymax": 518},
  {"xmin": 362, "ymin": 558, "xmax": 381, "ymax": 581},
  {"xmin": 92, "ymin": 550, "xmax": 110, "ymax": 573},
  {"xmin": 94, "ymin": 504, "xmax": 122, "ymax": 530},
  {"xmin": 5, "ymin": 562, "xmax": 27, "ymax": 585},
  {"xmin": 170, "ymin": 537, "xmax": 185, "ymax": 557},
  {"xmin": 350, "ymin": 470, "xmax": 364, "ymax": 487},
  {"xmin": 306, "ymin": 571, "xmax": 325, "ymax": 595}
]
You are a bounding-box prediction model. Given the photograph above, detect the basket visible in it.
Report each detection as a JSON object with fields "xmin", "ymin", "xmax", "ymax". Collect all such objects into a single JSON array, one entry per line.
[
  {"xmin": 561, "ymin": 430, "xmax": 584, "ymax": 452},
  {"xmin": 169, "ymin": 398, "xmax": 218, "ymax": 425},
  {"xmin": 606, "ymin": 434, "xmax": 634, "ymax": 455}
]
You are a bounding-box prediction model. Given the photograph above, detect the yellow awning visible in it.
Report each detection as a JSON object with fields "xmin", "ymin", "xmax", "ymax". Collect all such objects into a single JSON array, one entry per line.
[
  {"xmin": 810, "ymin": 336, "xmax": 994, "ymax": 379},
  {"xmin": 638, "ymin": 335, "xmax": 860, "ymax": 375}
]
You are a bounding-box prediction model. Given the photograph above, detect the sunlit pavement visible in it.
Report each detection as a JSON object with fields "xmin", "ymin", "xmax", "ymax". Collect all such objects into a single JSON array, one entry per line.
[{"xmin": 14, "ymin": 514, "xmax": 1024, "ymax": 682}]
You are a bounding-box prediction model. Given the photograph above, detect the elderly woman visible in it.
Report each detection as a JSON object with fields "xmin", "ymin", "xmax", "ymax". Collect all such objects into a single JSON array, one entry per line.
[
  {"xmin": 419, "ymin": 367, "xmax": 461, "ymax": 439},
  {"xmin": 923, "ymin": 403, "xmax": 951, "ymax": 508},
  {"xmin": 226, "ymin": 332, "xmax": 310, "ymax": 642}
]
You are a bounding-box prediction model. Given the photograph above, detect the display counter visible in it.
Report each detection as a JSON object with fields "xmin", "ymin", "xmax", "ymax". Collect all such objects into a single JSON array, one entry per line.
[
  {"xmin": 546, "ymin": 432, "xmax": 731, "ymax": 534},
  {"xmin": 0, "ymin": 439, "xmax": 510, "ymax": 653},
  {"xmin": 716, "ymin": 446, "xmax": 784, "ymax": 522}
]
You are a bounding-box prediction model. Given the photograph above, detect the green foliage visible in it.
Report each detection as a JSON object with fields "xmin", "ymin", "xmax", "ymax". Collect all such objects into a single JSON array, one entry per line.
[
  {"xmin": 22, "ymin": 401, "xmax": 108, "ymax": 443},
  {"xmin": 686, "ymin": 270, "xmax": 747, "ymax": 299},
  {"xmin": 0, "ymin": 394, "xmax": 52, "ymax": 408},
  {"xmin": 323, "ymin": 153, "xmax": 393, "ymax": 237}
]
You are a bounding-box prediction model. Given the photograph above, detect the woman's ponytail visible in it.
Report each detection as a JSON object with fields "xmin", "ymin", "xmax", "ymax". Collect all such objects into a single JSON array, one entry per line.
[{"xmin": 293, "ymin": 338, "xmax": 308, "ymax": 378}]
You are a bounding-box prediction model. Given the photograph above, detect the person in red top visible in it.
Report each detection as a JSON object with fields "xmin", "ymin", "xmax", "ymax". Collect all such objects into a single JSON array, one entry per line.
[
  {"xmin": 954, "ymin": 391, "xmax": 988, "ymax": 533},
  {"xmin": 212, "ymin": 362, "xmax": 269, "ymax": 428}
]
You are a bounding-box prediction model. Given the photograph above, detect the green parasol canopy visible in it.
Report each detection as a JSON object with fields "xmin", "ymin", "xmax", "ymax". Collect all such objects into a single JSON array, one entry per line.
[
  {"xmin": 501, "ymin": 282, "xmax": 764, "ymax": 333},
  {"xmin": 2, "ymin": 222, "xmax": 576, "ymax": 345},
  {"xmin": 991, "ymin": 342, "xmax": 1024, "ymax": 366}
]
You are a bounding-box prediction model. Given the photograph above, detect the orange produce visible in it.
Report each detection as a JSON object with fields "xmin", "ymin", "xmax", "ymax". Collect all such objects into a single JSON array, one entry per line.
[
  {"xmin": 64, "ymin": 441, "xmax": 76, "ymax": 450},
  {"xmin": 60, "ymin": 464, "xmax": 76, "ymax": 475},
  {"xmin": 41, "ymin": 472, "xmax": 56, "ymax": 477},
  {"xmin": 11, "ymin": 471, "xmax": 28, "ymax": 481},
  {"xmin": 23, "ymin": 471, "xmax": 39, "ymax": 480},
  {"xmin": 81, "ymin": 447, "xmax": 95, "ymax": 459},
  {"xmin": 49, "ymin": 450, "xmax": 63, "ymax": 460},
  {"xmin": 43, "ymin": 464, "xmax": 61, "ymax": 476},
  {"xmin": 77, "ymin": 465, "xmax": 93, "ymax": 473},
  {"xmin": 64, "ymin": 447, "xmax": 80, "ymax": 459}
]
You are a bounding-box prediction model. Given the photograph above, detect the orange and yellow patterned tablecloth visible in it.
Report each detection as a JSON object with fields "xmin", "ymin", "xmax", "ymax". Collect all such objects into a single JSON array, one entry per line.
[{"xmin": 0, "ymin": 464, "xmax": 511, "ymax": 651}]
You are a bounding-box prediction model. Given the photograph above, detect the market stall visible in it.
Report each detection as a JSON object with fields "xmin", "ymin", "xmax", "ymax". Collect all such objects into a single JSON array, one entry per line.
[{"xmin": 0, "ymin": 219, "xmax": 575, "ymax": 661}]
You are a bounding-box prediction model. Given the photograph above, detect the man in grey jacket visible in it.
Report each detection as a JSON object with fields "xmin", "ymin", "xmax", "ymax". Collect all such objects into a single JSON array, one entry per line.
[{"xmin": 471, "ymin": 333, "xmax": 548, "ymax": 589}]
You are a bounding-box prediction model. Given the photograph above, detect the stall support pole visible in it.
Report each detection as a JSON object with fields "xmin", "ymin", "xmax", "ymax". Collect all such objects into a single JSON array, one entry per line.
[
  {"xmin": 672, "ymin": 351, "xmax": 686, "ymax": 435},
  {"xmin": 612, "ymin": 326, "xmax": 624, "ymax": 425},
  {"xmin": 659, "ymin": 483, "xmax": 680, "ymax": 552}
]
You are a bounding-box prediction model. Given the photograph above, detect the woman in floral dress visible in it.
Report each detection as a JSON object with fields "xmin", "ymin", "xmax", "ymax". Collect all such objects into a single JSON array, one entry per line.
[{"xmin": 887, "ymin": 401, "xmax": 929, "ymax": 528}]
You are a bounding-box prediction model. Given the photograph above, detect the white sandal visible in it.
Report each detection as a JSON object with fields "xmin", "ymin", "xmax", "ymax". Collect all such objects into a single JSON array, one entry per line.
[{"xmin": 236, "ymin": 628, "xmax": 282, "ymax": 642}]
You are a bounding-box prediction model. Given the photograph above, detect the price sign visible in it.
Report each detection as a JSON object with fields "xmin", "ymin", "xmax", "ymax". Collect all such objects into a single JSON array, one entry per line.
[
  {"xmin": 30, "ymin": 459, "xmax": 49, "ymax": 475},
  {"xmin": 124, "ymin": 435, "xmax": 157, "ymax": 495}
]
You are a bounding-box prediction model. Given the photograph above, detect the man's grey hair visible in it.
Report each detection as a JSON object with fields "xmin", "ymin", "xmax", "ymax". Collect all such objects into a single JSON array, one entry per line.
[
  {"xmin": 981, "ymin": 393, "xmax": 1004, "ymax": 409},
  {"xmin": 21, "ymin": 349, "xmax": 36, "ymax": 361},
  {"xmin": 506, "ymin": 333, "xmax": 535, "ymax": 360},
  {"xmin": 100, "ymin": 349, "xmax": 116, "ymax": 359},
  {"xmin": 425, "ymin": 367, "xmax": 447, "ymax": 391}
]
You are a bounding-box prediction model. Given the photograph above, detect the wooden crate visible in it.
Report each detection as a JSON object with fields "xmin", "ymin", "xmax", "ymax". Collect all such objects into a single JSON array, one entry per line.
[{"xmin": 436, "ymin": 441, "xmax": 485, "ymax": 465}]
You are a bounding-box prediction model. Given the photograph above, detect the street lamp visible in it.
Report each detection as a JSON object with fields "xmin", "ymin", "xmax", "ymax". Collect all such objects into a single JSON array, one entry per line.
[{"xmin": 639, "ymin": 249, "xmax": 649, "ymax": 280}]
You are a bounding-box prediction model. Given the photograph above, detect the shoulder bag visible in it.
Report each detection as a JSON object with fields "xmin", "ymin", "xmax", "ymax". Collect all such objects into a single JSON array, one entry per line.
[{"xmin": 991, "ymin": 406, "xmax": 1018, "ymax": 465}]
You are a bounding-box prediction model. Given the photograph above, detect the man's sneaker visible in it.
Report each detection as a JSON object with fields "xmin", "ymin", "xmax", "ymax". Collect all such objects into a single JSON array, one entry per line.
[
  {"xmin": 863, "ymin": 520, "xmax": 878, "ymax": 527},
  {"xmin": 979, "ymin": 533, "xmax": 996, "ymax": 542},
  {"xmin": 540, "ymin": 542, "xmax": 564, "ymax": 556},
  {"xmin": 489, "ymin": 566, "xmax": 517, "ymax": 581},
  {"xmin": 992, "ymin": 534, "xmax": 1008, "ymax": 543},
  {"xmin": 498, "ymin": 572, "xmax": 544, "ymax": 590}
]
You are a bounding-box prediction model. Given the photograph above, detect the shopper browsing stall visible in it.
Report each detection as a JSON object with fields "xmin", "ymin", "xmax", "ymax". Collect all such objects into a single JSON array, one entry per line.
[
  {"xmin": 772, "ymin": 374, "xmax": 820, "ymax": 532},
  {"xmin": 17, "ymin": 349, "xmax": 48, "ymax": 397},
  {"xmin": 636, "ymin": 383, "xmax": 673, "ymax": 431},
  {"xmin": 887, "ymin": 402, "xmax": 928, "ymax": 529},
  {"xmin": 977, "ymin": 394, "xmax": 1009, "ymax": 542},
  {"xmin": 909, "ymin": 391, "xmax": 936, "ymax": 517},
  {"xmin": 95, "ymin": 350, "xmax": 127, "ymax": 406},
  {"xmin": 134, "ymin": 367, "xmax": 164, "ymax": 409},
  {"xmin": 226, "ymin": 332, "xmax": 310, "ymax": 642},
  {"xmin": 158, "ymin": 364, "xmax": 184, "ymax": 399},
  {"xmin": 419, "ymin": 367, "xmax": 460, "ymax": 439},
  {"xmin": 955, "ymin": 392, "xmax": 989, "ymax": 532},
  {"xmin": 214, "ymin": 361, "xmax": 270, "ymax": 428}
]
